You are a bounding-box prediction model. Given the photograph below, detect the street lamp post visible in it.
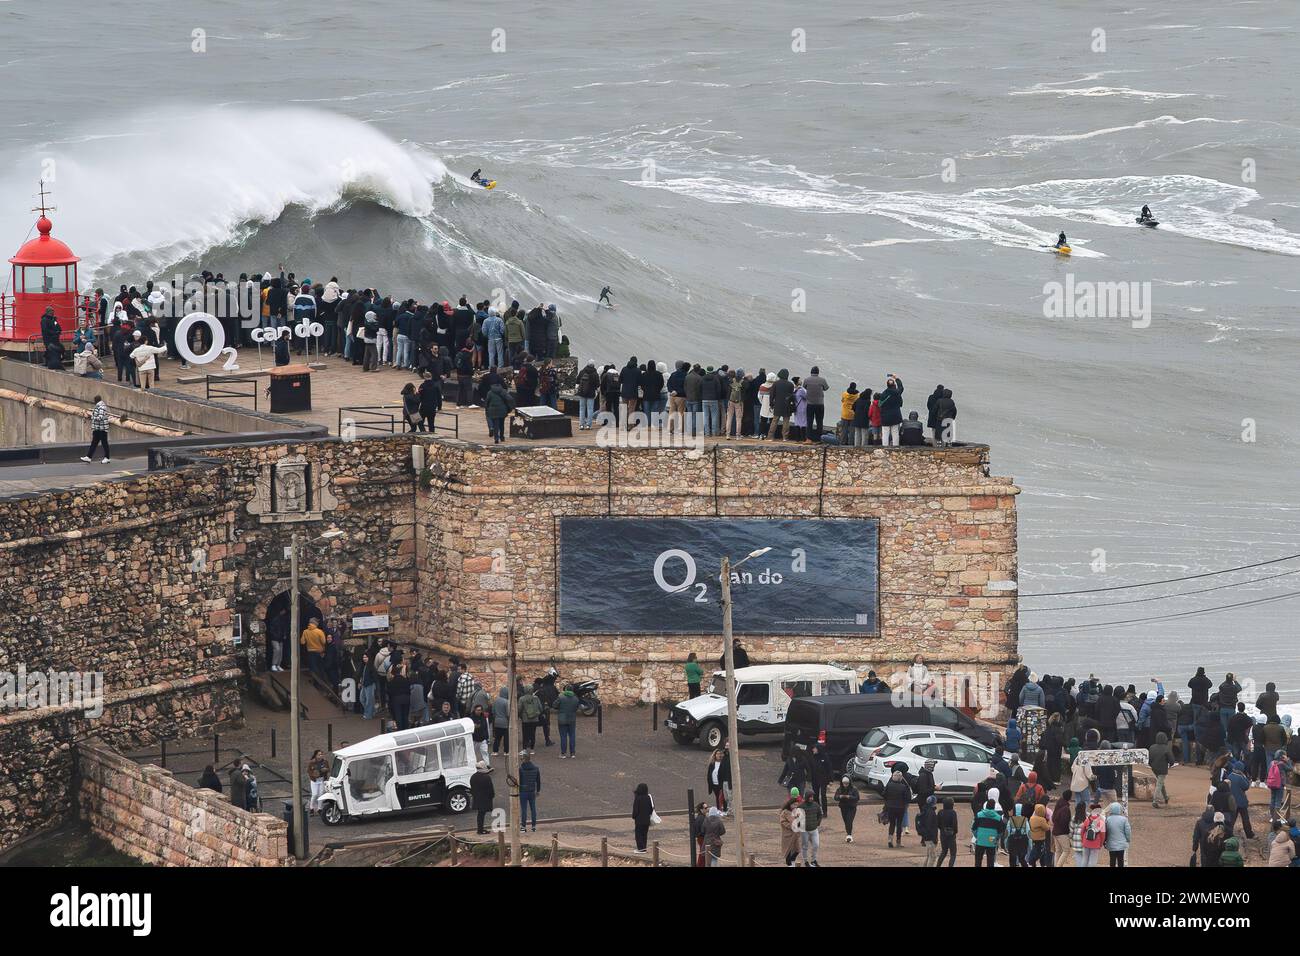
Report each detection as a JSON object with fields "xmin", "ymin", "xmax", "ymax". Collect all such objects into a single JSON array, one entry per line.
[
  {"xmin": 287, "ymin": 527, "xmax": 344, "ymax": 860},
  {"xmin": 289, "ymin": 531, "xmax": 303, "ymax": 858},
  {"xmin": 719, "ymin": 546, "xmax": 770, "ymax": 868}
]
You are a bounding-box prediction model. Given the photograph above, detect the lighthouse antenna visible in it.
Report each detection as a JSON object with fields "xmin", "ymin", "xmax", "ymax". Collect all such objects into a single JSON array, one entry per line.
[{"xmin": 32, "ymin": 180, "xmax": 56, "ymax": 217}]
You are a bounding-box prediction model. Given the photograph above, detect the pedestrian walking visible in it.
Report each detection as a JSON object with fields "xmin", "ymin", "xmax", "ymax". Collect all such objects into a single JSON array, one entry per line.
[
  {"xmin": 834, "ymin": 776, "xmax": 859, "ymax": 843},
  {"xmin": 80, "ymin": 395, "xmax": 112, "ymax": 464}
]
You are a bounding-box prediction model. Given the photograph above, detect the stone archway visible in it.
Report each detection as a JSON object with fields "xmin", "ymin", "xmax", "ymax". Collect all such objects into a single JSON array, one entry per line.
[{"xmin": 256, "ymin": 579, "xmax": 329, "ymax": 672}]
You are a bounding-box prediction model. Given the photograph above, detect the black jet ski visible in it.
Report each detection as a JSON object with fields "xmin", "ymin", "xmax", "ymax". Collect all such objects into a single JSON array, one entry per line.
[{"xmin": 1136, "ymin": 216, "xmax": 1159, "ymax": 228}]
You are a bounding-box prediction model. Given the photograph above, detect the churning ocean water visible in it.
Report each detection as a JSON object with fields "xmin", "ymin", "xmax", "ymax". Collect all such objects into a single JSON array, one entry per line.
[{"xmin": 2, "ymin": 0, "xmax": 1298, "ymax": 698}]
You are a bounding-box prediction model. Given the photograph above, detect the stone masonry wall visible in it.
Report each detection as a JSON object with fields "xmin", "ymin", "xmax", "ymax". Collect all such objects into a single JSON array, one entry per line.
[
  {"xmin": 415, "ymin": 440, "xmax": 1020, "ymax": 706},
  {"xmin": 0, "ymin": 466, "xmax": 243, "ymax": 850},
  {"xmin": 77, "ymin": 738, "xmax": 288, "ymax": 866}
]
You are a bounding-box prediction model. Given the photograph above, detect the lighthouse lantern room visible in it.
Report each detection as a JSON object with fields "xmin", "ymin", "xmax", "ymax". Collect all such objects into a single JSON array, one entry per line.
[{"xmin": 1, "ymin": 183, "xmax": 86, "ymax": 353}]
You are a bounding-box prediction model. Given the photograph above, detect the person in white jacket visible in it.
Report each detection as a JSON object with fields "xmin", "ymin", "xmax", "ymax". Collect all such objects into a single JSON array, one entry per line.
[{"xmin": 129, "ymin": 331, "xmax": 169, "ymax": 389}]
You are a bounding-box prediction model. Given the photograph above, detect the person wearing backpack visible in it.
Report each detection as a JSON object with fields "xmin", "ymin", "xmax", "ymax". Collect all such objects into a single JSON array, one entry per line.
[
  {"xmin": 518, "ymin": 683, "xmax": 543, "ymax": 755},
  {"xmin": 1015, "ymin": 770, "xmax": 1045, "ymax": 807},
  {"xmin": 1080, "ymin": 802, "xmax": 1107, "ymax": 867},
  {"xmin": 1104, "ymin": 801, "xmax": 1131, "ymax": 866},
  {"xmin": 1006, "ymin": 803, "xmax": 1032, "ymax": 867},
  {"xmin": 971, "ymin": 800, "xmax": 1004, "ymax": 868},
  {"xmin": 1266, "ymin": 750, "xmax": 1292, "ymax": 818},
  {"xmin": 1027, "ymin": 803, "xmax": 1053, "ymax": 867}
]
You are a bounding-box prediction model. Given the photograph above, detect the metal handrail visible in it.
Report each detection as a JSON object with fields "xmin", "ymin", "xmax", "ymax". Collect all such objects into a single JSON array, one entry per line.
[
  {"xmin": 206, "ymin": 374, "xmax": 259, "ymax": 411},
  {"xmin": 337, "ymin": 405, "xmax": 459, "ymax": 438}
]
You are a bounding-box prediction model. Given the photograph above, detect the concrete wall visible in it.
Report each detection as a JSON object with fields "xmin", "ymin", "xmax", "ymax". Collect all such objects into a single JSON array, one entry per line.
[
  {"xmin": 416, "ymin": 440, "xmax": 1020, "ymax": 705},
  {"xmin": 0, "ymin": 389, "xmax": 172, "ymax": 446},
  {"xmin": 0, "ymin": 359, "xmax": 306, "ymax": 437},
  {"xmin": 77, "ymin": 738, "xmax": 289, "ymax": 866}
]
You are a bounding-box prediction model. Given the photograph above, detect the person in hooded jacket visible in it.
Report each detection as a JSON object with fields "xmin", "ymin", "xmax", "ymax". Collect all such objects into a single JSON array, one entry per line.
[
  {"xmin": 484, "ymin": 381, "xmax": 514, "ymax": 444},
  {"xmin": 766, "ymin": 369, "xmax": 796, "ymax": 441},
  {"xmin": 808, "ymin": 744, "xmax": 832, "ymax": 814},
  {"xmin": 1192, "ymin": 807, "xmax": 1230, "ymax": 867},
  {"xmin": 932, "ymin": 387, "xmax": 957, "ymax": 446},
  {"xmin": 1195, "ymin": 700, "xmax": 1226, "ymax": 761},
  {"xmin": 833, "ymin": 776, "xmax": 859, "ymax": 843},
  {"xmin": 1148, "ymin": 732, "xmax": 1173, "ymax": 807},
  {"xmin": 491, "ymin": 686, "xmax": 511, "ymax": 754},
  {"xmin": 935, "ymin": 796, "xmax": 959, "ymax": 866},
  {"xmin": 575, "ymin": 360, "xmax": 600, "ymax": 430},
  {"xmin": 877, "ymin": 374, "xmax": 904, "ymax": 446},
  {"xmin": 1226, "ymin": 760, "xmax": 1255, "ymax": 838},
  {"xmin": 1104, "ymin": 801, "xmax": 1131, "ymax": 866},
  {"xmin": 1269, "ymin": 825, "xmax": 1296, "ymax": 867},
  {"xmin": 1005, "ymin": 803, "xmax": 1032, "ymax": 866},
  {"xmin": 883, "ymin": 769, "xmax": 912, "ymax": 847},
  {"xmin": 971, "ymin": 800, "xmax": 1004, "ymax": 867},
  {"xmin": 620, "ymin": 356, "xmax": 642, "ymax": 420},
  {"xmin": 1080, "ymin": 802, "xmax": 1107, "ymax": 867},
  {"xmin": 916, "ymin": 794, "xmax": 940, "ymax": 866}
]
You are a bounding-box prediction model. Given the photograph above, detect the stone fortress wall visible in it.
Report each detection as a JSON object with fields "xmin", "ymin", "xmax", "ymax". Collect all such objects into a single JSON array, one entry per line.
[{"xmin": 0, "ymin": 429, "xmax": 1018, "ymax": 851}]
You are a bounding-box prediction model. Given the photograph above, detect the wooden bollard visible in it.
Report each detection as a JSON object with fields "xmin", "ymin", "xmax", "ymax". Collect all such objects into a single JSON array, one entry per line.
[
  {"xmin": 747, "ymin": 853, "xmax": 756, "ymax": 868},
  {"xmin": 551, "ymin": 833, "xmax": 559, "ymax": 867},
  {"xmin": 449, "ymin": 829, "xmax": 458, "ymax": 866},
  {"xmin": 497, "ymin": 830, "xmax": 506, "ymax": 866},
  {"xmin": 601, "ymin": 836, "xmax": 609, "ymax": 868},
  {"xmin": 652, "ymin": 841, "xmax": 660, "ymax": 867}
]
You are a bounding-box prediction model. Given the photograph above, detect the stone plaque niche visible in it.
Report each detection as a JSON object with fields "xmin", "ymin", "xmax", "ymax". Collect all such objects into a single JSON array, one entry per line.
[{"xmin": 247, "ymin": 453, "xmax": 339, "ymax": 524}]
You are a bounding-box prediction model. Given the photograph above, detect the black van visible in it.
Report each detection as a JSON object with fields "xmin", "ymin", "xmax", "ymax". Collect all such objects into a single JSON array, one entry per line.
[{"xmin": 782, "ymin": 694, "xmax": 998, "ymax": 772}]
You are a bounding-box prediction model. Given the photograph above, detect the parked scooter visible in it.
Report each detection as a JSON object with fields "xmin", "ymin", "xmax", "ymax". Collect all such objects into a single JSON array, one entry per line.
[{"xmin": 545, "ymin": 665, "xmax": 600, "ymax": 716}]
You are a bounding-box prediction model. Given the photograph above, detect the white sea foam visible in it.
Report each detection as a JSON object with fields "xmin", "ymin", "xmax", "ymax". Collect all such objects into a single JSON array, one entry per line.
[{"xmin": 0, "ymin": 106, "xmax": 448, "ymax": 278}]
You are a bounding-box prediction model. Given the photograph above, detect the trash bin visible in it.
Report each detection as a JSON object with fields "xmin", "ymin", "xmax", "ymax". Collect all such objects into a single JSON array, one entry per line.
[{"xmin": 269, "ymin": 363, "xmax": 312, "ymax": 413}]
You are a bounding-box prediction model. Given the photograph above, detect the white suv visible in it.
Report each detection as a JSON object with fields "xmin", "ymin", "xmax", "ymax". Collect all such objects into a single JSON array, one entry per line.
[{"xmin": 847, "ymin": 725, "xmax": 995, "ymax": 794}]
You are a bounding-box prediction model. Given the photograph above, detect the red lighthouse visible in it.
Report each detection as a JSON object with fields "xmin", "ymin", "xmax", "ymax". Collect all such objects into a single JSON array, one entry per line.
[{"xmin": 1, "ymin": 184, "xmax": 86, "ymax": 354}]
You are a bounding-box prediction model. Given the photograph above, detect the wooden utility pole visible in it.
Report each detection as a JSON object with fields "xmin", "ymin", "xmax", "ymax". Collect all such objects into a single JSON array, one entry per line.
[
  {"xmin": 720, "ymin": 556, "xmax": 746, "ymax": 866},
  {"xmin": 507, "ymin": 624, "xmax": 521, "ymax": 866},
  {"xmin": 288, "ymin": 531, "xmax": 306, "ymax": 859}
]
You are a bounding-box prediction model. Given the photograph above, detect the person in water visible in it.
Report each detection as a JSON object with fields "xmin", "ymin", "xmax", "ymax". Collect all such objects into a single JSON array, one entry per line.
[
  {"xmin": 1055, "ymin": 231, "xmax": 1068, "ymax": 248},
  {"xmin": 599, "ymin": 286, "xmax": 613, "ymax": 306}
]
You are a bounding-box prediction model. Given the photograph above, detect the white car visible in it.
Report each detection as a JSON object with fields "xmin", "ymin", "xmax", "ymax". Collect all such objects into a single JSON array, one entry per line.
[
  {"xmin": 665, "ymin": 663, "xmax": 857, "ymax": 750},
  {"xmin": 847, "ymin": 725, "xmax": 996, "ymax": 794}
]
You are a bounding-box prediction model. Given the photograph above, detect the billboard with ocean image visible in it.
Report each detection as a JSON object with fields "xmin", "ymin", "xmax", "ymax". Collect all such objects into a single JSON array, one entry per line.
[{"xmin": 556, "ymin": 517, "xmax": 878, "ymax": 635}]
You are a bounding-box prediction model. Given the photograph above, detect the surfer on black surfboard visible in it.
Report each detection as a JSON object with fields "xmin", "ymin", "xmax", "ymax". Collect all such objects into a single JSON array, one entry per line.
[{"xmin": 598, "ymin": 285, "xmax": 613, "ymax": 307}]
